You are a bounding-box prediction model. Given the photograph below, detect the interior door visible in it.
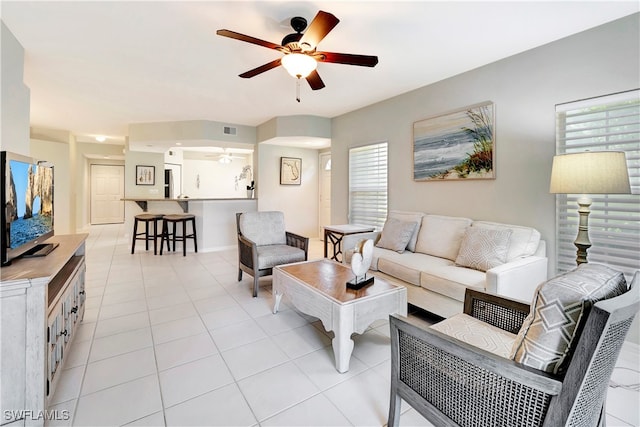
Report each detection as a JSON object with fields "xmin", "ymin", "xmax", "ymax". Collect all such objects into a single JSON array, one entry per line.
[
  {"xmin": 90, "ymin": 164, "xmax": 125, "ymax": 224},
  {"xmin": 319, "ymin": 152, "xmax": 332, "ymax": 238}
]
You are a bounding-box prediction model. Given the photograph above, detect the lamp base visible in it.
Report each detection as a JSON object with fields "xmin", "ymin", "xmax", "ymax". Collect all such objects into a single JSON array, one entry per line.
[{"xmin": 574, "ymin": 196, "xmax": 593, "ymax": 265}]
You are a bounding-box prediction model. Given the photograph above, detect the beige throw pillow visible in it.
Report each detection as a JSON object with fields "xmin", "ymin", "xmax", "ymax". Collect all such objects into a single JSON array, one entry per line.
[
  {"xmin": 375, "ymin": 218, "xmax": 417, "ymax": 253},
  {"xmin": 388, "ymin": 211, "xmax": 424, "ymax": 252},
  {"xmin": 510, "ymin": 263, "xmax": 627, "ymax": 374},
  {"xmin": 455, "ymin": 227, "xmax": 512, "ymax": 272}
]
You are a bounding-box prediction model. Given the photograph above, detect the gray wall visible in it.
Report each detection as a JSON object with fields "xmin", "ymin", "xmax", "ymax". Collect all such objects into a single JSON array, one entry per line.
[{"xmin": 331, "ymin": 14, "xmax": 640, "ymax": 278}]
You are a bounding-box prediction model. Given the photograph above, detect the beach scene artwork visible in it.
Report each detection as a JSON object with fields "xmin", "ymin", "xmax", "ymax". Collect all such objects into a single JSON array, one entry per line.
[{"xmin": 413, "ymin": 102, "xmax": 494, "ymax": 180}]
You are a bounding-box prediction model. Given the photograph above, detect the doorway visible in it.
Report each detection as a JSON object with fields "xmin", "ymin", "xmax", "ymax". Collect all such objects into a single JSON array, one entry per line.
[
  {"xmin": 319, "ymin": 152, "xmax": 331, "ymax": 238},
  {"xmin": 90, "ymin": 164, "xmax": 125, "ymax": 224}
]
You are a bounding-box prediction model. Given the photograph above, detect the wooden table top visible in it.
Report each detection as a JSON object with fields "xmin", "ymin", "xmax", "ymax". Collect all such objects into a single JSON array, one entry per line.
[{"xmin": 276, "ymin": 259, "xmax": 400, "ymax": 304}]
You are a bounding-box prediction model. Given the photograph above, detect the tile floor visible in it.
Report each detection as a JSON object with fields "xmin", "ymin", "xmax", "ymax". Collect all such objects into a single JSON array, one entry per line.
[{"xmin": 46, "ymin": 224, "xmax": 639, "ymax": 426}]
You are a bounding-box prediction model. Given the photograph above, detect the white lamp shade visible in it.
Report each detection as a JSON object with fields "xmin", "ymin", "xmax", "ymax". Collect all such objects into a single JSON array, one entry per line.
[
  {"xmin": 549, "ymin": 151, "xmax": 631, "ymax": 194},
  {"xmin": 281, "ymin": 53, "xmax": 317, "ymax": 78}
]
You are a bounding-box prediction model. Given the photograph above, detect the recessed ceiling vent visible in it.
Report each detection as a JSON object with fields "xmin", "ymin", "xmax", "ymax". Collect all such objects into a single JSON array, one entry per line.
[{"xmin": 223, "ymin": 126, "xmax": 237, "ymax": 136}]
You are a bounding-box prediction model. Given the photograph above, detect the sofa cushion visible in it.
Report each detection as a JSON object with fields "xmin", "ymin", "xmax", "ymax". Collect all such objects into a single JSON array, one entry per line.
[
  {"xmin": 510, "ymin": 263, "xmax": 627, "ymax": 374},
  {"xmin": 415, "ymin": 215, "xmax": 472, "ymax": 261},
  {"xmin": 378, "ymin": 252, "xmax": 453, "ymax": 287},
  {"xmin": 256, "ymin": 245, "xmax": 306, "ymax": 269},
  {"xmin": 376, "ymin": 217, "xmax": 417, "ymax": 253},
  {"xmin": 239, "ymin": 211, "xmax": 286, "ymax": 246},
  {"xmin": 420, "ymin": 267, "xmax": 485, "ymax": 302},
  {"xmin": 431, "ymin": 313, "xmax": 517, "ymax": 358},
  {"xmin": 472, "ymin": 221, "xmax": 541, "ymax": 262},
  {"xmin": 455, "ymin": 227, "xmax": 512, "ymax": 272},
  {"xmin": 388, "ymin": 210, "xmax": 424, "ymax": 252}
]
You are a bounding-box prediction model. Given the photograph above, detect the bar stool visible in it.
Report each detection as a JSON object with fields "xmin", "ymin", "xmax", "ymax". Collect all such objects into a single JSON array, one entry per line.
[
  {"xmin": 160, "ymin": 214, "xmax": 198, "ymax": 256},
  {"xmin": 131, "ymin": 213, "xmax": 164, "ymax": 255}
]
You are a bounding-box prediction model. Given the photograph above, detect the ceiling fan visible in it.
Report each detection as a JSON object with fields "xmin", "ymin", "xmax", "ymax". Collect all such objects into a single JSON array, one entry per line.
[
  {"xmin": 204, "ymin": 148, "xmax": 245, "ymax": 163},
  {"xmin": 216, "ymin": 10, "xmax": 378, "ymax": 101}
]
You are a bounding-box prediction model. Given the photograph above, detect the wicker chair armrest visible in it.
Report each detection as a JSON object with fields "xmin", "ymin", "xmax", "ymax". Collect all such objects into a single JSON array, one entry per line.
[
  {"xmin": 237, "ymin": 234, "xmax": 258, "ymax": 269},
  {"xmin": 390, "ymin": 313, "xmax": 561, "ymax": 395},
  {"xmin": 286, "ymin": 231, "xmax": 309, "ymax": 258},
  {"xmin": 463, "ymin": 288, "xmax": 531, "ymax": 334}
]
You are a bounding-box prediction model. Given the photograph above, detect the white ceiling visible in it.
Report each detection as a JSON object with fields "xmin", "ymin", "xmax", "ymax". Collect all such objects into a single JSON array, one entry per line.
[{"xmin": 2, "ymin": 1, "xmax": 638, "ymax": 151}]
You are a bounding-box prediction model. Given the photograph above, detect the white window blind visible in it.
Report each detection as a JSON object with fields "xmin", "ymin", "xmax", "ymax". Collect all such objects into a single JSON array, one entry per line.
[
  {"xmin": 349, "ymin": 142, "xmax": 388, "ymax": 229},
  {"xmin": 555, "ymin": 90, "xmax": 640, "ymax": 279}
]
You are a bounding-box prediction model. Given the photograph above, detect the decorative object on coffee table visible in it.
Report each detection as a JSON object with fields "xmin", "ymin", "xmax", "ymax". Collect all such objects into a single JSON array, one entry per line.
[
  {"xmin": 549, "ymin": 151, "xmax": 630, "ymax": 265},
  {"xmin": 347, "ymin": 239, "xmax": 374, "ymax": 289},
  {"xmin": 413, "ymin": 101, "xmax": 494, "ymax": 181},
  {"xmin": 280, "ymin": 157, "xmax": 302, "ymax": 185}
]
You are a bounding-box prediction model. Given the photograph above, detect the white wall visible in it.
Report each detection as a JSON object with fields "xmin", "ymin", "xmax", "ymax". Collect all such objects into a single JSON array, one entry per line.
[
  {"xmin": 257, "ymin": 144, "xmax": 319, "ymax": 238},
  {"xmin": 1, "ymin": 21, "xmax": 30, "ymax": 155},
  {"xmin": 332, "ymin": 14, "xmax": 640, "ymax": 277},
  {"xmin": 182, "ymin": 157, "xmax": 253, "ymax": 198}
]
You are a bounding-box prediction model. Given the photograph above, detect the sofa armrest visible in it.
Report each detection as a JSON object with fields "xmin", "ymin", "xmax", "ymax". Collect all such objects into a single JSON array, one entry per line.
[
  {"xmin": 340, "ymin": 231, "xmax": 381, "ymax": 263},
  {"xmin": 486, "ymin": 256, "xmax": 548, "ymax": 304}
]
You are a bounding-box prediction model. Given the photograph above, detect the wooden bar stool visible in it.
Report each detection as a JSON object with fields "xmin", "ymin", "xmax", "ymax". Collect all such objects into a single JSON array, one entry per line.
[
  {"xmin": 160, "ymin": 214, "xmax": 198, "ymax": 256},
  {"xmin": 131, "ymin": 213, "xmax": 164, "ymax": 255}
]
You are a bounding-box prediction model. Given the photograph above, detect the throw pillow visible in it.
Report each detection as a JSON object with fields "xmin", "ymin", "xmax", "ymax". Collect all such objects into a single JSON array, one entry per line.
[
  {"xmin": 375, "ymin": 218, "xmax": 417, "ymax": 253},
  {"xmin": 510, "ymin": 263, "xmax": 627, "ymax": 374},
  {"xmin": 455, "ymin": 227, "xmax": 512, "ymax": 272},
  {"xmin": 388, "ymin": 211, "xmax": 424, "ymax": 252}
]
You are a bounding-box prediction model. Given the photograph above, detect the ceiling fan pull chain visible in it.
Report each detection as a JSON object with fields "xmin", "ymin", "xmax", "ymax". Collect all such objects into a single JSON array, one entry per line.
[{"xmin": 296, "ymin": 78, "xmax": 301, "ymax": 102}]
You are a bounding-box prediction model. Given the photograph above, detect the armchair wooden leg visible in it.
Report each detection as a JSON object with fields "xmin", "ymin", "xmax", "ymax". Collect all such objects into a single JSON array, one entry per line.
[
  {"xmin": 253, "ymin": 276, "xmax": 259, "ymax": 298},
  {"xmin": 388, "ymin": 390, "xmax": 401, "ymax": 427}
]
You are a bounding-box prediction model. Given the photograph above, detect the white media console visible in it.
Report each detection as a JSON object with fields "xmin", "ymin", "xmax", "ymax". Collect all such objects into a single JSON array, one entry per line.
[{"xmin": 0, "ymin": 234, "xmax": 87, "ymax": 426}]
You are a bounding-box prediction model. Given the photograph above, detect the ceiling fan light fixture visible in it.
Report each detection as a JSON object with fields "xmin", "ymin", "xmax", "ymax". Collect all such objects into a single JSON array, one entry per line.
[
  {"xmin": 281, "ymin": 53, "xmax": 317, "ymax": 78},
  {"xmin": 219, "ymin": 156, "xmax": 232, "ymax": 164}
]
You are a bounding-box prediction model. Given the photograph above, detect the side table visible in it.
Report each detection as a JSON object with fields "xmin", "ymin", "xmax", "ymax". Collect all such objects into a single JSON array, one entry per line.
[{"xmin": 323, "ymin": 224, "xmax": 375, "ymax": 262}]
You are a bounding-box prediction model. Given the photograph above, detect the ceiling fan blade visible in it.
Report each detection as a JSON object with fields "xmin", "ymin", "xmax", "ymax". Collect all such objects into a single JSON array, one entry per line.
[
  {"xmin": 216, "ymin": 29, "xmax": 283, "ymax": 51},
  {"xmin": 239, "ymin": 58, "xmax": 282, "ymax": 78},
  {"xmin": 306, "ymin": 70, "xmax": 325, "ymax": 90},
  {"xmin": 299, "ymin": 11, "xmax": 339, "ymax": 50},
  {"xmin": 316, "ymin": 51, "xmax": 378, "ymax": 67}
]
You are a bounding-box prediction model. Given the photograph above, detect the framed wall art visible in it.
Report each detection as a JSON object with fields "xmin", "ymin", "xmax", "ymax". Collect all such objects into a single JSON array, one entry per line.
[
  {"xmin": 280, "ymin": 157, "xmax": 302, "ymax": 185},
  {"xmin": 413, "ymin": 101, "xmax": 495, "ymax": 181},
  {"xmin": 136, "ymin": 165, "xmax": 155, "ymax": 185}
]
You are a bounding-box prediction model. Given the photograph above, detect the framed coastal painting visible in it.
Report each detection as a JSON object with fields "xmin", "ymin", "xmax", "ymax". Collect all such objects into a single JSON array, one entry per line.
[
  {"xmin": 280, "ymin": 157, "xmax": 302, "ymax": 185},
  {"xmin": 413, "ymin": 101, "xmax": 495, "ymax": 181},
  {"xmin": 136, "ymin": 165, "xmax": 155, "ymax": 185}
]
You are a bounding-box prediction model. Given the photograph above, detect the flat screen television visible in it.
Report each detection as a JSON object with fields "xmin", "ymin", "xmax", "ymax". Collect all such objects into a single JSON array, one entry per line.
[{"xmin": 1, "ymin": 151, "xmax": 56, "ymax": 266}]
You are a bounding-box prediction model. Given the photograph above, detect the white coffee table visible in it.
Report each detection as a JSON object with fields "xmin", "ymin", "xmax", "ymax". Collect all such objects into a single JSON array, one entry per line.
[{"xmin": 273, "ymin": 259, "xmax": 407, "ymax": 373}]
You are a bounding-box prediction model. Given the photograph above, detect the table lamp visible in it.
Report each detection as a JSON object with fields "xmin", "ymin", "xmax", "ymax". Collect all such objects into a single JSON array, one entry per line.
[{"xmin": 549, "ymin": 151, "xmax": 631, "ymax": 265}]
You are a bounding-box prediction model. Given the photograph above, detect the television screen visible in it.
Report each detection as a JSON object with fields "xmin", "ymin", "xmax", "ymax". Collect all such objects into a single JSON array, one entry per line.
[{"xmin": 2, "ymin": 151, "xmax": 55, "ymax": 266}]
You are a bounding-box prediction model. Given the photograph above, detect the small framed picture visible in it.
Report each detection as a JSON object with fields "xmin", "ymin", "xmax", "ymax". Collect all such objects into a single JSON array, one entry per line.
[
  {"xmin": 280, "ymin": 157, "xmax": 302, "ymax": 185},
  {"xmin": 136, "ymin": 165, "xmax": 155, "ymax": 185}
]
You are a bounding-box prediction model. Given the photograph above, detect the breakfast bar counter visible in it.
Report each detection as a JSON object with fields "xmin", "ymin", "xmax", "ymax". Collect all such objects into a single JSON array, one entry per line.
[{"xmin": 123, "ymin": 198, "xmax": 257, "ymax": 252}]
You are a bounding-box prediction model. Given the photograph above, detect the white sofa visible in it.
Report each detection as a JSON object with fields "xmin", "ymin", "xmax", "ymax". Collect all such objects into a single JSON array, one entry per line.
[{"xmin": 342, "ymin": 211, "xmax": 548, "ymax": 318}]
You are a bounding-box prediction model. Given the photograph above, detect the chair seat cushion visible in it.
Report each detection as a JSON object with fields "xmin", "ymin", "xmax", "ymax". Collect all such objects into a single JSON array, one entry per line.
[
  {"xmin": 257, "ymin": 245, "xmax": 306, "ymax": 269},
  {"xmin": 510, "ymin": 263, "xmax": 628, "ymax": 374},
  {"xmin": 431, "ymin": 313, "xmax": 516, "ymax": 358}
]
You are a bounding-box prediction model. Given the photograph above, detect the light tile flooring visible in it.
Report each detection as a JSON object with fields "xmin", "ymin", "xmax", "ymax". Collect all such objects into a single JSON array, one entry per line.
[{"xmin": 47, "ymin": 224, "xmax": 639, "ymax": 427}]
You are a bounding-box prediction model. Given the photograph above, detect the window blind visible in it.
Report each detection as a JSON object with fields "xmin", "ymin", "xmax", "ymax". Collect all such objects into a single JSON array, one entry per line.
[
  {"xmin": 555, "ymin": 90, "xmax": 640, "ymax": 279},
  {"xmin": 349, "ymin": 142, "xmax": 388, "ymax": 229}
]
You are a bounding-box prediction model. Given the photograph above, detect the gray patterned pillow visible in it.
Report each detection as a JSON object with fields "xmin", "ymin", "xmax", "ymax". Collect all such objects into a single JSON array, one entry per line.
[
  {"xmin": 375, "ymin": 218, "xmax": 417, "ymax": 253},
  {"xmin": 510, "ymin": 263, "xmax": 627, "ymax": 374},
  {"xmin": 455, "ymin": 227, "xmax": 512, "ymax": 272}
]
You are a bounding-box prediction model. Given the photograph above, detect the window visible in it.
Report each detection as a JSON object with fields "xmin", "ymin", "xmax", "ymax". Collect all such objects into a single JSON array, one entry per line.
[
  {"xmin": 555, "ymin": 90, "xmax": 639, "ymax": 279},
  {"xmin": 349, "ymin": 142, "xmax": 388, "ymax": 229}
]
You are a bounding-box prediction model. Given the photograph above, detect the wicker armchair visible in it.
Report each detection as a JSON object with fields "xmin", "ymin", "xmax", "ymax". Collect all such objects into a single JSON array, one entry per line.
[
  {"xmin": 388, "ymin": 270, "xmax": 640, "ymax": 427},
  {"xmin": 236, "ymin": 211, "xmax": 308, "ymax": 297}
]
